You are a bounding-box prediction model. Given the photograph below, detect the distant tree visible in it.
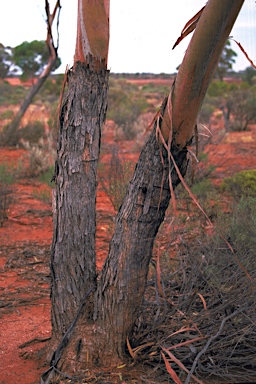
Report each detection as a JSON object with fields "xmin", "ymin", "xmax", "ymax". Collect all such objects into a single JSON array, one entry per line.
[
  {"xmin": 0, "ymin": 43, "xmax": 12, "ymax": 79},
  {"xmin": 215, "ymin": 40, "xmax": 237, "ymax": 81},
  {"xmin": 242, "ymin": 66, "xmax": 256, "ymax": 85},
  {"xmin": 2, "ymin": 0, "xmax": 61, "ymax": 146},
  {"xmin": 224, "ymin": 88, "xmax": 256, "ymax": 131},
  {"xmin": 12, "ymin": 40, "xmax": 61, "ymax": 82}
]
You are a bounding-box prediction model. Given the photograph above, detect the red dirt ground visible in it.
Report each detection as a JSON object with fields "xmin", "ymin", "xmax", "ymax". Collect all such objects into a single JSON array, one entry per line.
[{"xmin": 1, "ymin": 105, "xmax": 256, "ymax": 383}]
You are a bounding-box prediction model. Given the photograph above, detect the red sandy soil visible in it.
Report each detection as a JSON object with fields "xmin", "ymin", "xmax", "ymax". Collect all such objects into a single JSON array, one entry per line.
[{"xmin": 1, "ymin": 102, "xmax": 256, "ymax": 383}]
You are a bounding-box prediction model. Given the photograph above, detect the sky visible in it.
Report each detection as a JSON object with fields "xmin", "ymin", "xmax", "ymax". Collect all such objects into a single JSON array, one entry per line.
[{"xmin": 1, "ymin": 0, "xmax": 256, "ymax": 74}]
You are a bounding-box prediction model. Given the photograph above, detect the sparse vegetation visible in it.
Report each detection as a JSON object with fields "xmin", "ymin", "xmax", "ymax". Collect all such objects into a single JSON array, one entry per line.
[
  {"xmin": 98, "ymin": 146, "xmax": 134, "ymax": 211},
  {"xmin": 33, "ymin": 189, "xmax": 52, "ymax": 205},
  {"xmin": 221, "ymin": 169, "xmax": 256, "ymax": 200},
  {"xmin": 0, "ymin": 109, "xmax": 14, "ymax": 120},
  {"xmin": 132, "ymin": 192, "xmax": 256, "ymax": 383},
  {"xmin": 0, "ymin": 81, "xmax": 27, "ymax": 105},
  {"xmin": 21, "ymin": 133, "xmax": 55, "ymax": 177},
  {"xmin": 225, "ymin": 87, "xmax": 256, "ymax": 131},
  {"xmin": 0, "ymin": 162, "xmax": 18, "ymax": 226},
  {"xmin": 107, "ymin": 78, "xmax": 149, "ymax": 139},
  {"xmin": 38, "ymin": 165, "xmax": 55, "ymax": 187}
]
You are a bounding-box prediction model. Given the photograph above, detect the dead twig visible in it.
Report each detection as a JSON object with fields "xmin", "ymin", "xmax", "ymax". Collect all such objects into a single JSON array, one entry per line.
[{"xmin": 185, "ymin": 309, "xmax": 241, "ymax": 384}]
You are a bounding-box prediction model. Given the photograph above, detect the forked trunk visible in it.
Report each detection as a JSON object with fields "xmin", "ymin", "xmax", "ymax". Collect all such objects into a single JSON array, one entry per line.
[
  {"xmin": 50, "ymin": 91, "xmax": 188, "ymax": 370},
  {"xmin": 46, "ymin": 0, "xmax": 244, "ymax": 379}
]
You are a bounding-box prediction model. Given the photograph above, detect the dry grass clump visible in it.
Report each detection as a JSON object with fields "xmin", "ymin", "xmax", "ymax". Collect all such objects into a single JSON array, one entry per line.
[
  {"xmin": 98, "ymin": 145, "xmax": 134, "ymax": 211},
  {"xmin": 20, "ymin": 133, "xmax": 55, "ymax": 177},
  {"xmin": 131, "ymin": 199, "xmax": 256, "ymax": 383}
]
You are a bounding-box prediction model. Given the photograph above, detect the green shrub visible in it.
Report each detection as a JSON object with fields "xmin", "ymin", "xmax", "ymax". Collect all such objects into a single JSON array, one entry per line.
[
  {"xmin": 0, "ymin": 163, "xmax": 18, "ymax": 226},
  {"xmin": 0, "ymin": 81, "xmax": 27, "ymax": 105},
  {"xmin": 199, "ymin": 102, "xmax": 215, "ymax": 125},
  {"xmin": 207, "ymin": 80, "xmax": 238, "ymax": 97},
  {"xmin": 225, "ymin": 88, "xmax": 256, "ymax": 131},
  {"xmin": 221, "ymin": 169, "xmax": 256, "ymax": 200},
  {"xmin": 19, "ymin": 120, "xmax": 45, "ymax": 143},
  {"xmin": 191, "ymin": 179, "xmax": 213, "ymax": 198},
  {"xmin": 141, "ymin": 83, "xmax": 169, "ymax": 98},
  {"xmin": 33, "ymin": 189, "xmax": 52, "ymax": 205},
  {"xmin": 38, "ymin": 165, "xmax": 55, "ymax": 187},
  {"xmin": 38, "ymin": 74, "xmax": 64, "ymax": 103},
  {"xmin": 0, "ymin": 162, "xmax": 18, "ymax": 185},
  {"xmin": 2, "ymin": 119, "xmax": 45, "ymax": 146},
  {"xmin": 0, "ymin": 110, "xmax": 14, "ymax": 120},
  {"xmin": 227, "ymin": 196, "xmax": 256, "ymax": 255},
  {"xmin": 107, "ymin": 79, "xmax": 149, "ymax": 139}
]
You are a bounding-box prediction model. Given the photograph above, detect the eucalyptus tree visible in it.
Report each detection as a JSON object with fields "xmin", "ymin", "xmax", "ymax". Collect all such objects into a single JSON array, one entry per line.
[
  {"xmin": 215, "ymin": 40, "xmax": 237, "ymax": 81},
  {"xmin": 12, "ymin": 40, "xmax": 60, "ymax": 81},
  {"xmin": 43, "ymin": 0, "xmax": 244, "ymax": 381},
  {"xmin": 2, "ymin": 0, "xmax": 61, "ymax": 145},
  {"xmin": 0, "ymin": 43, "xmax": 12, "ymax": 79}
]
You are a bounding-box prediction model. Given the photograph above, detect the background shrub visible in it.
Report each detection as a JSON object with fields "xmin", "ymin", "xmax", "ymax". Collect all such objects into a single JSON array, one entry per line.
[
  {"xmin": 0, "ymin": 81, "xmax": 26, "ymax": 105},
  {"xmin": 21, "ymin": 133, "xmax": 55, "ymax": 177},
  {"xmin": 98, "ymin": 146, "xmax": 134, "ymax": 211},
  {"xmin": 107, "ymin": 78, "xmax": 149, "ymax": 139},
  {"xmin": 0, "ymin": 163, "xmax": 18, "ymax": 226},
  {"xmin": 221, "ymin": 169, "xmax": 256, "ymax": 200}
]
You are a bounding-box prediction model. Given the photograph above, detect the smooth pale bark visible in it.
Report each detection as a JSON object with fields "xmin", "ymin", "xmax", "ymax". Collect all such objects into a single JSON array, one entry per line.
[
  {"xmin": 75, "ymin": 0, "xmax": 109, "ymax": 63},
  {"xmin": 161, "ymin": 0, "xmax": 244, "ymax": 146},
  {"xmin": 2, "ymin": 0, "xmax": 61, "ymax": 145}
]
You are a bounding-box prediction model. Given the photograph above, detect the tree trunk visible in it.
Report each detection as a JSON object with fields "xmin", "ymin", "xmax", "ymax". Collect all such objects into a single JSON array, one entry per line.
[
  {"xmin": 49, "ymin": 90, "xmax": 188, "ymax": 372},
  {"xmin": 94, "ymin": 110, "xmax": 188, "ymax": 359},
  {"xmin": 51, "ymin": 58, "xmax": 109, "ymax": 338},
  {"xmin": 45, "ymin": 0, "xmax": 245, "ymax": 380}
]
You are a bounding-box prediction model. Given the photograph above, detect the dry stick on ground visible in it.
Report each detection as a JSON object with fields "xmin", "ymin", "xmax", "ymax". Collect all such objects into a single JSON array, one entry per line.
[{"xmin": 184, "ymin": 309, "xmax": 241, "ymax": 384}]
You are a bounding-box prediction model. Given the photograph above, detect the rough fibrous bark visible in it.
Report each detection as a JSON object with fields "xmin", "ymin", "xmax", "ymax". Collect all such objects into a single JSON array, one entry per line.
[
  {"xmin": 94, "ymin": 101, "xmax": 189, "ymax": 359},
  {"xmin": 51, "ymin": 59, "xmax": 109, "ymax": 338}
]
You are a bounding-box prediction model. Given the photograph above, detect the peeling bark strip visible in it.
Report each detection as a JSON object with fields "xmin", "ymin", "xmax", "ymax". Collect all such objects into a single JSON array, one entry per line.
[
  {"xmin": 75, "ymin": 0, "xmax": 109, "ymax": 63},
  {"xmin": 51, "ymin": 60, "xmax": 109, "ymax": 337}
]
